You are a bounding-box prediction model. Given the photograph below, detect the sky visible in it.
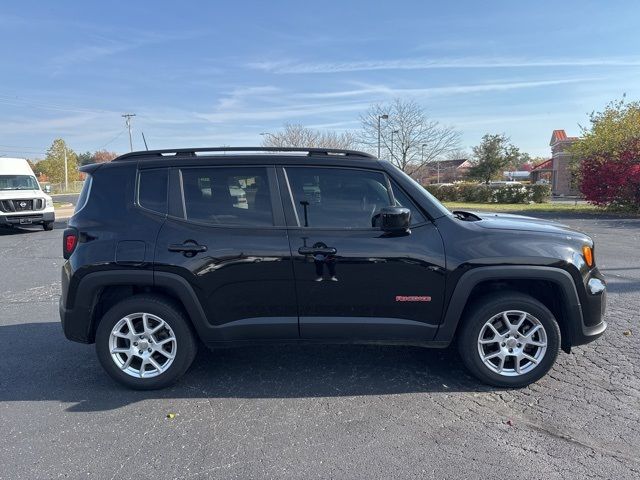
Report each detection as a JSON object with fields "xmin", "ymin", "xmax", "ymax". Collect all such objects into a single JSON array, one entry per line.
[{"xmin": 1, "ymin": 0, "xmax": 639, "ymax": 160}]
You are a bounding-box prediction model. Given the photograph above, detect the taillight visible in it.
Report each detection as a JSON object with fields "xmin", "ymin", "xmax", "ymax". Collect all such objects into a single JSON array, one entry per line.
[{"xmin": 63, "ymin": 228, "xmax": 78, "ymax": 259}]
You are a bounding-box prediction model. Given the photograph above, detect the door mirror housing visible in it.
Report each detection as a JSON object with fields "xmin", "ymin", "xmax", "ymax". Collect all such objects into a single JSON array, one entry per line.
[{"xmin": 373, "ymin": 206, "xmax": 411, "ymax": 233}]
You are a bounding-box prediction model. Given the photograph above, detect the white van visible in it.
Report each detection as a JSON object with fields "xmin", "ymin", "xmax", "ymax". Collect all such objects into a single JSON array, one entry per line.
[{"xmin": 0, "ymin": 158, "xmax": 55, "ymax": 230}]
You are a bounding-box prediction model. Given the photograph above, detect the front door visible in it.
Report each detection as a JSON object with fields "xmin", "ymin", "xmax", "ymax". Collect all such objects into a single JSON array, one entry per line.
[
  {"xmin": 280, "ymin": 166, "xmax": 446, "ymax": 342},
  {"xmin": 154, "ymin": 164, "xmax": 298, "ymax": 343}
]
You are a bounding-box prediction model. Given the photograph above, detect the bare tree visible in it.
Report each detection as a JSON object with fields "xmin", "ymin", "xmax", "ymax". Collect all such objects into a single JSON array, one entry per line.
[
  {"xmin": 358, "ymin": 99, "xmax": 461, "ymax": 175},
  {"xmin": 444, "ymin": 148, "xmax": 469, "ymax": 160},
  {"xmin": 261, "ymin": 124, "xmax": 357, "ymax": 150}
]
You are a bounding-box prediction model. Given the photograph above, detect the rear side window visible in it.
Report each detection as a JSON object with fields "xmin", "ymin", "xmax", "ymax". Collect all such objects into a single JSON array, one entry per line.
[
  {"xmin": 74, "ymin": 175, "xmax": 92, "ymax": 214},
  {"xmin": 180, "ymin": 167, "xmax": 273, "ymax": 226},
  {"xmin": 138, "ymin": 169, "xmax": 168, "ymax": 214}
]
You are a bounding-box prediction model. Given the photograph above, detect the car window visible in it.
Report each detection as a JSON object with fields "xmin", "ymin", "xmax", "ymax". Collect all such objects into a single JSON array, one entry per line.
[
  {"xmin": 180, "ymin": 167, "xmax": 273, "ymax": 226},
  {"xmin": 285, "ymin": 167, "xmax": 392, "ymax": 228},
  {"xmin": 390, "ymin": 181, "xmax": 426, "ymax": 225},
  {"xmin": 138, "ymin": 169, "xmax": 168, "ymax": 214}
]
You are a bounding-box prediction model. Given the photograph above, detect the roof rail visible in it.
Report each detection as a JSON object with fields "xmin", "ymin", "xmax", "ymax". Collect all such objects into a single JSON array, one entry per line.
[{"xmin": 113, "ymin": 146, "xmax": 376, "ymax": 162}]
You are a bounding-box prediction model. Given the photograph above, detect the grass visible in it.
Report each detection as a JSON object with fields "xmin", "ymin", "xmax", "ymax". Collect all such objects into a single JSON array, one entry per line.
[{"xmin": 442, "ymin": 202, "xmax": 609, "ymax": 215}]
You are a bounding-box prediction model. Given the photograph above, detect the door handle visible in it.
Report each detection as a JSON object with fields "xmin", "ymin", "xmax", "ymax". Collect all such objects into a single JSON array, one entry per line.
[
  {"xmin": 168, "ymin": 242, "xmax": 208, "ymax": 257},
  {"xmin": 298, "ymin": 246, "xmax": 337, "ymax": 255}
]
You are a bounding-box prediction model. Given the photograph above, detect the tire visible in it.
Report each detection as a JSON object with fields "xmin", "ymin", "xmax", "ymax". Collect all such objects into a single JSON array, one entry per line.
[
  {"xmin": 43, "ymin": 221, "xmax": 54, "ymax": 231},
  {"xmin": 457, "ymin": 292, "xmax": 560, "ymax": 388},
  {"xmin": 95, "ymin": 295, "xmax": 197, "ymax": 390}
]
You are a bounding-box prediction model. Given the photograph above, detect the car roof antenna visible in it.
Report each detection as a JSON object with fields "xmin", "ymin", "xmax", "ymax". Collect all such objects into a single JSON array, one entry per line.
[{"xmin": 141, "ymin": 132, "xmax": 149, "ymax": 151}]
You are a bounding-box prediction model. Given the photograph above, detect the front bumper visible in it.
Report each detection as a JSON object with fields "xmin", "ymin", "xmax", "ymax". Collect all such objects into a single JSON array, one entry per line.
[
  {"xmin": 0, "ymin": 210, "xmax": 55, "ymax": 226},
  {"xmin": 570, "ymin": 268, "xmax": 607, "ymax": 347}
]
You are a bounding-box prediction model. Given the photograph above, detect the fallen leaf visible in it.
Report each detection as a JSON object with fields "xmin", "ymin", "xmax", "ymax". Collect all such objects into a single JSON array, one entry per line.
[
  {"xmin": 623, "ymin": 330, "xmax": 632, "ymax": 336},
  {"xmin": 166, "ymin": 413, "xmax": 176, "ymax": 419}
]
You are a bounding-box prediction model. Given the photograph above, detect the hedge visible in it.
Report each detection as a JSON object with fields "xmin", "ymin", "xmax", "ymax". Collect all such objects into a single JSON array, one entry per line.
[{"xmin": 424, "ymin": 183, "xmax": 551, "ymax": 204}]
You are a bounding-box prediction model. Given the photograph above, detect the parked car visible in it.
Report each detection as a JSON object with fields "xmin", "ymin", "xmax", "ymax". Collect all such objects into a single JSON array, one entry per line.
[
  {"xmin": 59, "ymin": 147, "xmax": 607, "ymax": 389},
  {"xmin": 0, "ymin": 157, "xmax": 55, "ymax": 230}
]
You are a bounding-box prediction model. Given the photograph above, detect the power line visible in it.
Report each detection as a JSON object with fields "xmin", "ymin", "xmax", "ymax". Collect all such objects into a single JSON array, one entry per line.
[{"xmin": 97, "ymin": 128, "xmax": 127, "ymax": 150}]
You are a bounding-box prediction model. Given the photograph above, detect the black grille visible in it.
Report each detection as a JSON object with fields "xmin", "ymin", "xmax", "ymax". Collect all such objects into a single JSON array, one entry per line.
[{"xmin": 0, "ymin": 199, "xmax": 40, "ymax": 212}]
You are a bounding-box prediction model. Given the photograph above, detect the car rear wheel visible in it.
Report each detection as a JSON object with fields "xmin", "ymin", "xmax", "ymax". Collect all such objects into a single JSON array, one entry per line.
[
  {"xmin": 457, "ymin": 292, "xmax": 560, "ymax": 388},
  {"xmin": 95, "ymin": 295, "xmax": 197, "ymax": 390}
]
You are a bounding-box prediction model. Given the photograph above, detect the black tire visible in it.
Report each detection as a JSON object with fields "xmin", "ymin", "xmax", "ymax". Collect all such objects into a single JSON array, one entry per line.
[
  {"xmin": 95, "ymin": 295, "xmax": 197, "ymax": 390},
  {"xmin": 457, "ymin": 292, "xmax": 560, "ymax": 388},
  {"xmin": 43, "ymin": 221, "xmax": 54, "ymax": 231}
]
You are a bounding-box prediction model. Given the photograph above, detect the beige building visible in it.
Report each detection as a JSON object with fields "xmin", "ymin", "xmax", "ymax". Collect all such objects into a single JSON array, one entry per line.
[{"xmin": 531, "ymin": 129, "xmax": 579, "ymax": 196}]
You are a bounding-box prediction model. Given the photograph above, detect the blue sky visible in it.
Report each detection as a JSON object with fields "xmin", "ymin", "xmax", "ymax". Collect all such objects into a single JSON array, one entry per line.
[{"xmin": 1, "ymin": 0, "xmax": 639, "ymax": 159}]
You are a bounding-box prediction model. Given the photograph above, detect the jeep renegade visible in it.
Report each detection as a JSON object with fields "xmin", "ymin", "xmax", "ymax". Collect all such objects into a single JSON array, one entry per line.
[{"xmin": 59, "ymin": 147, "xmax": 607, "ymax": 389}]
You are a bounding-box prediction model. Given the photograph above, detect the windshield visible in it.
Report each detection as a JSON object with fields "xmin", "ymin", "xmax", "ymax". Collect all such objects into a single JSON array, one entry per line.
[{"xmin": 0, "ymin": 175, "xmax": 40, "ymax": 191}]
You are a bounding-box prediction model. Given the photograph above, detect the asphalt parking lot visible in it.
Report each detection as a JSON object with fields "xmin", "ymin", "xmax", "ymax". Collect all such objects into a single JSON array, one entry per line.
[{"xmin": 1, "ymin": 214, "xmax": 639, "ymax": 479}]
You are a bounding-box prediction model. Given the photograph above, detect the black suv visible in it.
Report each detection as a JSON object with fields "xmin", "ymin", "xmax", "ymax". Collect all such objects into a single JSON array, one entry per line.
[{"xmin": 59, "ymin": 147, "xmax": 607, "ymax": 389}]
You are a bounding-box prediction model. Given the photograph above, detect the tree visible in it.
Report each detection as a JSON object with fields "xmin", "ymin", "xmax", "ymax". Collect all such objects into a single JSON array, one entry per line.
[
  {"xmin": 466, "ymin": 134, "xmax": 521, "ymax": 183},
  {"xmin": 77, "ymin": 151, "xmax": 93, "ymax": 166},
  {"xmin": 92, "ymin": 150, "xmax": 118, "ymax": 163},
  {"xmin": 358, "ymin": 98, "xmax": 460, "ymax": 174},
  {"xmin": 37, "ymin": 139, "xmax": 80, "ymax": 184},
  {"xmin": 261, "ymin": 124, "xmax": 357, "ymax": 149},
  {"xmin": 573, "ymin": 99, "xmax": 640, "ymax": 210}
]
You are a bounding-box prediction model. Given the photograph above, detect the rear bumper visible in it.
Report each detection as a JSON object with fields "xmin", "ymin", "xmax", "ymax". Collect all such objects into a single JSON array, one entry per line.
[
  {"xmin": 59, "ymin": 293, "xmax": 93, "ymax": 343},
  {"xmin": 0, "ymin": 211, "xmax": 55, "ymax": 226}
]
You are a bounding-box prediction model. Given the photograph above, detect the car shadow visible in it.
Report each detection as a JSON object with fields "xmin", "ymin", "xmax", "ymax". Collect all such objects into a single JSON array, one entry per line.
[
  {"xmin": 0, "ymin": 221, "xmax": 67, "ymax": 235},
  {"xmin": 0, "ymin": 322, "xmax": 491, "ymax": 413}
]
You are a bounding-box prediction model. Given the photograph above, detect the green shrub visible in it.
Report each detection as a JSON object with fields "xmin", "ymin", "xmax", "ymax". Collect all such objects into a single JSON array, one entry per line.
[
  {"xmin": 530, "ymin": 184, "xmax": 552, "ymax": 203},
  {"xmin": 494, "ymin": 185, "xmax": 529, "ymax": 203},
  {"xmin": 423, "ymin": 182, "xmax": 551, "ymax": 204}
]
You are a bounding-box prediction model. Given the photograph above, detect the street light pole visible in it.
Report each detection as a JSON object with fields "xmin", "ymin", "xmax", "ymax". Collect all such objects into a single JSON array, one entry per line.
[
  {"xmin": 390, "ymin": 129, "xmax": 399, "ymax": 162},
  {"xmin": 377, "ymin": 114, "xmax": 388, "ymax": 158}
]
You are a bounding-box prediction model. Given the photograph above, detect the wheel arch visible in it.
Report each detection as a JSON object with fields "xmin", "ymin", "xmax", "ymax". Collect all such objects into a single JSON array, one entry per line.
[
  {"xmin": 435, "ymin": 266, "xmax": 583, "ymax": 352},
  {"xmin": 64, "ymin": 270, "xmax": 208, "ymax": 343}
]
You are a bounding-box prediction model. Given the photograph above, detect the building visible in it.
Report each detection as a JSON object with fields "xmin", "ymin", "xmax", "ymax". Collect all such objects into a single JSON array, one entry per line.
[
  {"xmin": 414, "ymin": 158, "xmax": 471, "ymax": 184},
  {"xmin": 530, "ymin": 129, "xmax": 579, "ymax": 196}
]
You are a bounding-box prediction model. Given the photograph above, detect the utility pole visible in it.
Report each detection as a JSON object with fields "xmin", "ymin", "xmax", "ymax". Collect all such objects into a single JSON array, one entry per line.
[
  {"xmin": 64, "ymin": 146, "xmax": 68, "ymax": 192},
  {"xmin": 122, "ymin": 113, "xmax": 136, "ymax": 152}
]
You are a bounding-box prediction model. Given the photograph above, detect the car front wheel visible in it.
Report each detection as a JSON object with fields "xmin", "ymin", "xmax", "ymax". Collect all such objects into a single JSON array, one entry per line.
[
  {"xmin": 95, "ymin": 295, "xmax": 197, "ymax": 390},
  {"xmin": 458, "ymin": 292, "xmax": 560, "ymax": 388}
]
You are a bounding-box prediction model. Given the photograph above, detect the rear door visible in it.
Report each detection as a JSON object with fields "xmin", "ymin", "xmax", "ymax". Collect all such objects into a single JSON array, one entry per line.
[
  {"xmin": 154, "ymin": 164, "xmax": 298, "ymax": 342},
  {"xmin": 279, "ymin": 165, "xmax": 446, "ymax": 342}
]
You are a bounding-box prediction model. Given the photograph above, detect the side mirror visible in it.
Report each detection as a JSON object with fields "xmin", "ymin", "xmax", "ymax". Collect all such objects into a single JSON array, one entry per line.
[{"xmin": 373, "ymin": 206, "xmax": 411, "ymax": 233}]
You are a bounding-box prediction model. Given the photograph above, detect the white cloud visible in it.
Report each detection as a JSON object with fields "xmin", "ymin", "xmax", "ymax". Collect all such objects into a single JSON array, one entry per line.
[{"xmin": 247, "ymin": 56, "xmax": 640, "ymax": 74}]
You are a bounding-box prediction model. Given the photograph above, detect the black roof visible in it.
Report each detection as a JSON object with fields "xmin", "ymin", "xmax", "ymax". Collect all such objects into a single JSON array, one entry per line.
[{"xmin": 113, "ymin": 147, "xmax": 376, "ymax": 162}]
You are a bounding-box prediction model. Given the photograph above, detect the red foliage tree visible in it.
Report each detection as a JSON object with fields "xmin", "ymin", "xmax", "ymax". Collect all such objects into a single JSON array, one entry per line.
[{"xmin": 579, "ymin": 140, "xmax": 640, "ymax": 210}]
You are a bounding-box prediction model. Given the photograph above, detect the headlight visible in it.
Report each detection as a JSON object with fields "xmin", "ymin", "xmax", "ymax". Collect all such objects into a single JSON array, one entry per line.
[{"xmin": 46, "ymin": 198, "xmax": 53, "ymax": 208}]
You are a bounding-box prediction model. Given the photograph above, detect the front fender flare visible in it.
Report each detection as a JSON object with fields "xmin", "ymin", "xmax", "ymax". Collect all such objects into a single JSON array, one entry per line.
[{"xmin": 434, "ymin": 266, "xmax": 583, "ymax": 346}]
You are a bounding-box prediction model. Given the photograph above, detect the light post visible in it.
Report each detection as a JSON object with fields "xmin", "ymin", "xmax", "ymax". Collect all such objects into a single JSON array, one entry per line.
[
  {"xmin": 377, "ymin": 114, "xmax": 388, "ymax": 158},
  {"xmin": 260, "ymin": 132, "xmax": 274, "ymax": 144},
  {"xmin": 421, "ymin": 144, "xmax": 428, "ymax": 183},
  {"xmin": 390, "ymin": 129, "xmax": 399, "ymax": 162}
]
